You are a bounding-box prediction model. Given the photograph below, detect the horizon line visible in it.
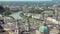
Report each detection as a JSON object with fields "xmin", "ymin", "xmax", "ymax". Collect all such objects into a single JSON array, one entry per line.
[{"xmin": 0, "ymin": 0, "xmax": 52, "ymax": 1}]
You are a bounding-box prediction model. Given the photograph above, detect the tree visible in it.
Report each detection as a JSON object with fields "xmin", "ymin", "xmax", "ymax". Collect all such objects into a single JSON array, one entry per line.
[
  {"xmin": 0, "ymin": 6, "xmax": 5, "ymax": 14},
  {"xmin": 3, "ymin": 11, "xmax": 12, "ymax": 16},
  {"xmin": 29, "ymin": 8, "xmax": 44, "ymax": 14}
]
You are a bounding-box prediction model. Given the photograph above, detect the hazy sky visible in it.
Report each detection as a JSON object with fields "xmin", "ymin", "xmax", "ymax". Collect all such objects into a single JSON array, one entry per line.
[{"xmin": 0, "ymin": 0, "xmax": 52, "ymax": 1}]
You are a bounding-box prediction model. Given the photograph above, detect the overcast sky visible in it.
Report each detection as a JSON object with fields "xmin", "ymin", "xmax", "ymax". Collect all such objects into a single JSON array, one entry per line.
[{"xmin": 0, "ymin": 0, "xmax": 52, "ymax": 1}]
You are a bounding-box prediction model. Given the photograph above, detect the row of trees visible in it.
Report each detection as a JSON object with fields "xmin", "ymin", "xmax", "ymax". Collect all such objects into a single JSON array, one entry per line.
[
  {"xmin": 29, "ymin": 8, "xmax": 44, "ymax": 14},
  {"xmin": 0, "ymin": 6, "xmax": 12, "ymax": 16},
  {"xmin": 28, "ymin": 7, "xmax": 55, "ymax": 17},
  {"xmin": 0, "ymin": 5, "xmax": 23, "ymax": 16}
]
